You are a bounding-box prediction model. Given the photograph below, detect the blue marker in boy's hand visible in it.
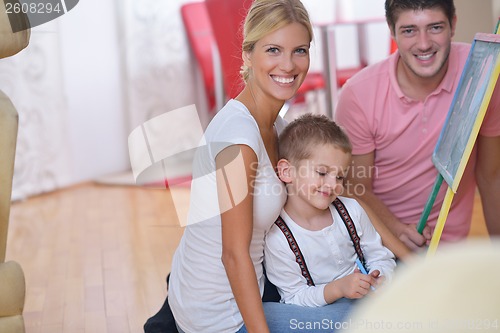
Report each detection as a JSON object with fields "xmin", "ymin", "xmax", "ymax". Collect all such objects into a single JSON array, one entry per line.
[{"xmin": 355, "ymin": 258, "xmax": 376, "ymax": 291}]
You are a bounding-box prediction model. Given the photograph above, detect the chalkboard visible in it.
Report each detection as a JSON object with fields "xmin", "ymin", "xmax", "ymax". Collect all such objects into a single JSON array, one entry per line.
[{"xmin": 432, "ymin": 33, "xmax": 500, "ymax": 192}]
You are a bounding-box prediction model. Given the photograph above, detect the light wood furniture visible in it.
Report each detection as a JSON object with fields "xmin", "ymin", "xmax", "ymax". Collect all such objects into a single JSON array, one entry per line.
[
  {"xmin": 0, "ymin": 92, "xmax": 25, "ymax": 333},
  {"xmin": 0, "ymin": 4, "xmax": 30, "ymax": 332}
]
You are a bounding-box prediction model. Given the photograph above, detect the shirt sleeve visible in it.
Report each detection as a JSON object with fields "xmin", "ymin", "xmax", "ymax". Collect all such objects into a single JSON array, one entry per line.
[
  {"xmin": 335, "ymin": 83, "xmax": 375, "ymax": 155},
  {"xmin": 264, "ymin": 224, "xmax": 328, "ymax": 307},
  {"xmin": 207, "ymin": 111, "xmax": 263, "ymax": 164}
]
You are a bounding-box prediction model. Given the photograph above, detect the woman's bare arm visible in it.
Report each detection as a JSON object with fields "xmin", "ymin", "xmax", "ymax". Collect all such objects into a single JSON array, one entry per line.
[{"xmin": 217, "ymin": 145, "xmax": 270, "ymax": 333}]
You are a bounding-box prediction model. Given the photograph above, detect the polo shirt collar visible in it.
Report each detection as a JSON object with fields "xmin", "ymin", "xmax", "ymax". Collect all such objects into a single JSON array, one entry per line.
[
  {"xmin": 389, "ymin": 51, "xmax": 405, "ymax": 100},
  {"xmin": 439, "ymin": 43, "xmax": 461, "ymax": 94}
]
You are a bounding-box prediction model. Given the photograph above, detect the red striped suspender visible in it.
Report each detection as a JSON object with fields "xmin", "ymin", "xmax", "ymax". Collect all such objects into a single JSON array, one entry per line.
[
  {"xmin": 274, "ymin": 216, "xmax": 315, "ymax": 286},
  {"xmin": 274, "ymin": 198, "xmax": 367, "ymax": 286},
  {"xmin": 332, "ymin": 198, "xmax": 367, "ymax": 269}
]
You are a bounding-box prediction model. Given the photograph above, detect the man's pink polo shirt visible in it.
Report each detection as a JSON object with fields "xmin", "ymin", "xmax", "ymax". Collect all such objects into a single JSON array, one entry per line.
[{"xmin": 336, "ymin": 42, "xmax": 500, "ymax": 241}]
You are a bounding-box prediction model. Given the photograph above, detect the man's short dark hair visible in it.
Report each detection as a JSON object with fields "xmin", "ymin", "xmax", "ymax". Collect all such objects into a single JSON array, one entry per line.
[{"xmin": 385, "ymin": 0, "xmax": 456, "ymax": 31}]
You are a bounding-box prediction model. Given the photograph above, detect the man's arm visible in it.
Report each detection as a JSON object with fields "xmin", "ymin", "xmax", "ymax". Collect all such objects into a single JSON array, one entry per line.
[
  {"xmin": 475, "ymin": 135, "xmax": 500, "ymax": 235},
  {"xmin": 347, "ymin": 152, "xmax": 431, "ymax": 251},
  {"xmin": 356, "ymin": 198, "xmax": 413, "ymax": 260}
]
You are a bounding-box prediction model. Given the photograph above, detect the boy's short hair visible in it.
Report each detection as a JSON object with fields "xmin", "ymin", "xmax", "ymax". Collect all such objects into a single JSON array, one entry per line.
[{"xmin": 278, "ymin": 113, "xmax": 352, "ymax": 163}]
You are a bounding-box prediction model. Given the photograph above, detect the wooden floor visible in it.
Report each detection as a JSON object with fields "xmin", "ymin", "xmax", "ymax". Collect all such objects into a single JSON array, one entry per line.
[
  {"xmin": 6, "ymin": 183, "xmax": 188, "ymax": 333},
  {"xmin": 6, "ymin": 182, "xmax": 489, "ymax": 333}
]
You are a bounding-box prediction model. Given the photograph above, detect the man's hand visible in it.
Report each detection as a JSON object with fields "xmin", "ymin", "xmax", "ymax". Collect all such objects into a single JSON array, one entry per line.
[{"xmin": 395, "ymin": 223, "xmax": 432, "ymax": 250}]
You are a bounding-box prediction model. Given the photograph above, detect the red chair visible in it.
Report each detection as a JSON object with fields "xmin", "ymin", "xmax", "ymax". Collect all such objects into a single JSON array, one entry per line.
[
  {"xmin": 181, "ymin": 2, "xmax": 222, "ymax": 116},
  {"xmin": 204, "ymin": 0, "xmax": 251, "ymax": 100},
  {"xmin": 390, "ymin": 37, "xmax": 398, "ymax": 54}
]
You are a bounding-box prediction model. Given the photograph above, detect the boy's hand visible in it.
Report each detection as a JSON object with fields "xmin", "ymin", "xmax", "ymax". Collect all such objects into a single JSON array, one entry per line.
[
  {"xmin": 334, "ymin": 270, "xmax": 376, "ymax": 299},
  {"xmin": 369, "ymin": 269, "xmax": 385, "ymax": 288}
]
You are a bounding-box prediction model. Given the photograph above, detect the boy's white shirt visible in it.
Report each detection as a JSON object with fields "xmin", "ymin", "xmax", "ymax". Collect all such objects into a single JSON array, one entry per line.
[{"xmin": 264, "ymin": 196, "xmax": 396, "ymax": 307}]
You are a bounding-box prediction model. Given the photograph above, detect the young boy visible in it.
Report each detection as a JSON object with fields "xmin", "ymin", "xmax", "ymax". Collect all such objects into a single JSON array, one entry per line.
[{"xmin": 264, "ymin": 114, "xmax": 396, "ymax": 307}]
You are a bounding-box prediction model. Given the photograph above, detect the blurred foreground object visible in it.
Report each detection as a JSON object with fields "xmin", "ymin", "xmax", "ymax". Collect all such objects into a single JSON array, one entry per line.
[
  {"xmin": 343, "ymin": 239, "xmax": 500, "ymax": 333},
  {"xmin": 0, "ymin": 0, "xmax": 30, "ymax": 58},
  {"xmin": 0, "ymin": 4, "xmax": 30, "ymax": 332}
]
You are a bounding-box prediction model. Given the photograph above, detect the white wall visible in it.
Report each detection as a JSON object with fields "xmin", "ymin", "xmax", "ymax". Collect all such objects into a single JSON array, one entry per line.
[
  {"xmin": 495, "ymin": 0, "xmax": 500, "ymax": 26},
  {"xmin": 58, "ymin": 0, "xmax": 129, "ymax": 184},
  {"xmin": 454, "ymin": 0, "xmax": 500, "ymax": 42},
  {"xmin": 0, "ymin": 22, "xmax": 74, "ymax": 199},
  {"xmin": 302, "ymin": 0, "xmax": 389, "ymax": 70}
]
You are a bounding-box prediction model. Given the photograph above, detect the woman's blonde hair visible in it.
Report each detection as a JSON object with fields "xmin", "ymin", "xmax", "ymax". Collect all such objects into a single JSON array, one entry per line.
[{"xmin": 240, "ymin": 0, "xmax": 313, "ymax": 83}]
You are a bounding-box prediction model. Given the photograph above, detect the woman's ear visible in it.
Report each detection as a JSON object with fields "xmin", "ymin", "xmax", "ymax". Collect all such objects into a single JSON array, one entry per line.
[
  {"xmin": 242, "ymin": 50, "xmax": 252, "ymax": 68},
  {"xmin": 277, "ymin": 158, "xmax": 293, "ymax": 183}
]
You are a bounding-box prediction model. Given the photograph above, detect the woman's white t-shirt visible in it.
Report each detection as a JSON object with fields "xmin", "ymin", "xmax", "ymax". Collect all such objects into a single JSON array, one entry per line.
[{"xmin": 168, "ymin": 99, "xmax": 287, "ymax": 333}]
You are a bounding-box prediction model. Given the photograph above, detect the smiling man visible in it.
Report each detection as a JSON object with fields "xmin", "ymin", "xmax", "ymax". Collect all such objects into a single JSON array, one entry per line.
[{"xmin": 335, "ymin": 0, "xmax": 500, "ymax": 252}]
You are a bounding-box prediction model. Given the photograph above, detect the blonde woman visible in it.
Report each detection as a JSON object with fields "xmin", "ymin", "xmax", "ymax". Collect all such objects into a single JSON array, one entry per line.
[{"xmin": 166, "ymin": 0, "xmax": 355, "ymax": 332}]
